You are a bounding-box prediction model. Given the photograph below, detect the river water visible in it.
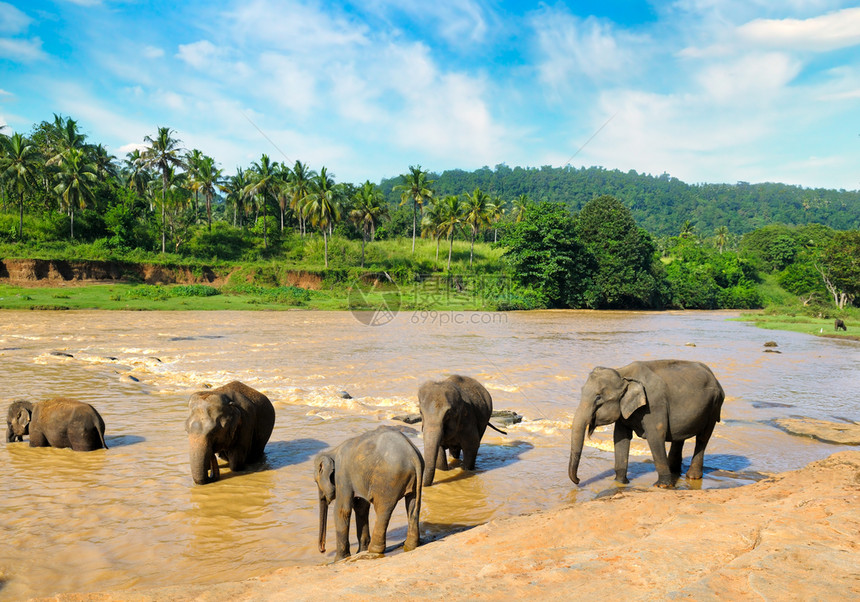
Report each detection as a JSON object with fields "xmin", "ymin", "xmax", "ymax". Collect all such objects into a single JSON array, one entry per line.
[{"xmin": 1, "ymin": 309, "xmax": 858, "ymax": 598}]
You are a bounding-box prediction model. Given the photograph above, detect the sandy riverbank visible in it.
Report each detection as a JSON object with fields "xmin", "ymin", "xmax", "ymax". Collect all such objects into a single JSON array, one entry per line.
[{"xmin": 38, "ymin": 450, "xmax": 860, "ymax": 601}]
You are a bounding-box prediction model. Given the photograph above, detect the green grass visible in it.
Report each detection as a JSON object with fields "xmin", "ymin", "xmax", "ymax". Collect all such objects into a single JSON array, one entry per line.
[{"xmin": 734, "ymin": 311, "xmax": 859, "ymax": 340}]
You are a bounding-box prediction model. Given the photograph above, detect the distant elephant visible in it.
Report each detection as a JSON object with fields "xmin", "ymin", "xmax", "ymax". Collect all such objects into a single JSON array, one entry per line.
[
  {"xmin": 835, "ymin": 318, "xmax": 847, "ymax": 331},
  {"xmin": 185, "ymin": 380, "xmax": 276, "ymax": 485},
  {"xmin": 315, "ymin": 426, "xmax": 423, "ymax": 561},
  {"xmin": 6, "ymin": 398, "xmax": 107, "ymax": 451},
  {"xmin": 418, "ymin": 374, "xmax": 506, "ymax": 486},
  {"xmin": 568, "ymin": 359, "xmax": 725, "ymax": 488}
]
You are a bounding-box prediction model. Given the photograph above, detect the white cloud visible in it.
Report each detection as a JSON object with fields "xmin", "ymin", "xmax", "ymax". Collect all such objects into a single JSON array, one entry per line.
[
  {"xmin": 0, "ymin": 88, "xmax": 11, "ymax": 96},
  {"xmin": 532, "ymin": 7, "xmax": 645, "ymax": 90},
  {"xmin": 0, "ymin": 37, "xmax": 46, "ymax": 62},
  {"xmin": 176, "ymin": 40, "xmax": 222, "ymax": 70},
  {"xmin": 696, "ymin": 52, "xmax": 801, "ymax": 104},
  {"xmin": 143, "ymin": 45, "xmax": 164, "ymax": 59},
  {"xmin": 362, "ymin": 0, "xmax": 491, "ymax": 45},
  {"xmin": 0, "ymin": 2, "xmax": 30, "ymax": 34},
  {"xmin": 739, "ymin": 7, "xmax": 860, "ymax": 51}
]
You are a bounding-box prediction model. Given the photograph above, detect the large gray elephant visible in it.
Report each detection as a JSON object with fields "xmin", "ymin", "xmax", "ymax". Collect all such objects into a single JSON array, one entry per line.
[
  {"xmin": 568, "ymin": 359, "xmax": 725, "ymax": 488},
  {"xmin": 6, "ymin": 398, "xmax": 107, "ymax": 451},
  {"xmin": 185, "ymin": 380, "xmax": 276, "ymax": 485},
  {"xmin": 418, "ymin": 374, "xmax": 505, "ymax": 486},
  {"xmin": 315, "ymin": 426, "xmax": 423, "ymax": 561}
]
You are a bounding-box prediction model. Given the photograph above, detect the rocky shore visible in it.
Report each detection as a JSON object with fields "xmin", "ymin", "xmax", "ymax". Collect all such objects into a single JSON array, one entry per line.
[{"xmin": 40, "ymin": 450, "xmax": 860, "ymax": 601}]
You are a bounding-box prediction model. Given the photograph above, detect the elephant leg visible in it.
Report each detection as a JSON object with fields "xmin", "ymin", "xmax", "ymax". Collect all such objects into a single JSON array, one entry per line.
[
  {"xmin": 436, "ymin": 446, "xmax": 449, "ymax": 471},
  {"xmin": 28, "ymin": 426, "xmax": 48, "ymax": 447},
  {"xmin": 403, "ymin": 492, "xmax": 420, "ymax": 552},
  {"xmin": 461, "ymin": 428, "xmax": 482, "ymax": 470},
  {"xmin": 668, "ymin": 441, "xmax": 684, "ymax": 475},
  {"xmin": 354, "ymin": 498, "xmax": 371, "ymax": 552},
  {"xmin": 645, "ymin": 436, "xmax": 673, "ymax": 488},
  {"xmin": 334, "ymin": 497, "xmax": 354, "ymax": 560},
  {"xmin": 368, "ymin": 502, "xmax": 395, "ymax": 555},
  {"xmin": 449, "ymin": 445, "xmax": 461, "ymax": 461},
  {"xmin": 613, "ymin": 422, "xmax": 632, "ymax": 484},
  {"xmin": 687, "ymin": 420, "xmax": 717, "ymax": 480}
]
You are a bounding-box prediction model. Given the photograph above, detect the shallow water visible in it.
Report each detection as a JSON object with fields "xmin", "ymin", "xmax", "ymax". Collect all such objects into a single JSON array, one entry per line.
[{"xmin": 1, "ymin": 309, "xmax": 858, "ymax": 598}]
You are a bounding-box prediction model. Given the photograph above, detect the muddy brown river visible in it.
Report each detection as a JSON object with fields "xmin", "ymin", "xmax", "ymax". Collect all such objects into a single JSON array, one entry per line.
[{"xmin": 1, "ymin": 309, "xmax": 858, "ymax": 599}]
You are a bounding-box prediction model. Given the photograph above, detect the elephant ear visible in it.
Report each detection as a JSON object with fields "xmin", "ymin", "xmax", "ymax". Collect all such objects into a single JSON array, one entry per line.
[
  {"xmin": 315, "ymin": 454, "xmax": 336, "ymax": 501},
  {"xmin": 620, "ymin": 380, "xmax": 647, "ymax": 419},
  {"xmin": 220, "ymin": 400, "xmax": 241, "ymax": 437},
  {"xmin": 17, "ymin": 408, "xmax": 31, "ymax": 429}
]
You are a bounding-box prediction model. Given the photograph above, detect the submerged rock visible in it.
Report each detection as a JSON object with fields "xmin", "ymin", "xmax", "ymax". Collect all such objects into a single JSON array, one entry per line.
[
  {"xmin": 773, "ymin": 417, "xmax": 860, "ymax": 445},
  {"xmin": 491, "ymin": 410, "xmax": 523, "ymax": 425},
  {"xmin": 763, "ymin": 341, "xmax": 778, "ymax": 347},
  {"xmin": 337, "ymin": 390, "xmax": 352, "ymax": 399}
]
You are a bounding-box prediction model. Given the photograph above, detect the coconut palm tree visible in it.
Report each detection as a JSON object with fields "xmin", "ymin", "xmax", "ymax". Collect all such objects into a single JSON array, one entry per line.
[
  {"xmin": 225, "ymin": 168, "xmax": 250, "ymax": 227},
  {"xmin": 421, "ymin": 199, "xmax": 445, "ymax": 263},
  {"xmin": 303, "ymin": 166, "xmax": 341, "ymax": 267},
  {"xmin": 437, "ymin": 195, "xmax": 464, "ymax": 271},
  {"xmin": 243, "ymin": 154, "xmax": 278, "ymax": 249},
  {"xmin": 394, "ymin": 165, "xmax": 433, "ymax": 253},
  {"xmin": 715, "ymin": 225, "xmax": 729, "ymax": 254},
  {"xmin": 487, "ymin": 198, "xmax": 504, "ymax": 243},
  {"xmin": 288, "ymin": 160, "xmax": 315, "ymax": 237},
  {"xmin": 185, "ymin": 148, "xmax": 205, "ymax": 221},
  {"xmin": 141, "ymin": 127, "xmax": 185, "ymax": 253},
  {"xmin": 0, "ymin": 132, "xmax": 40, "ymax": 238},
  {"xmin": 197, "ymin": 155, "xmax": 223, "ymax": 232},
  {"xmin": 463, "ymin": 187, "xmax": 491, "ymax": 266},
  {"xmin": 53, "ymin": 147, "xmax": 98, "ymax": 239},
  {"xmin": 90, "ymin": 143, "xmax": 118, "ymax": 180},
  {"xmin": 349, "ymin": 180, "xmax": 388, "ymax": 268},
  {"xmin": 511, "ymin": 193, "xmax": 530, "ymax": 223}
]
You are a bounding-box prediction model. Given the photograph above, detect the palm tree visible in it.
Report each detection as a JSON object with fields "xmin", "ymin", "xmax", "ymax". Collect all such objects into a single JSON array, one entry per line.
[
  {"xmin": 303, "ymin": 166, "xmax": 341, "ymax": 267},
  {"xmin": 124, "ymin": 149, "xmax": 152, "ymax": 206},
  {"xmin": 437, "ymin": 195, "xmax": 464, "ymax": 271},
  {"xmin": 243, "ymin": 154, "xmax": 278, "ymax": 249},
  {"xmin": 289, "ymin": 160, "xmax": 314, "ymax": 237},
  {"xmin": 0, "ymin": 133, "xmax": 40, "ymax": 238},
  {"xmin": 46, "ymin": 114, "xmax": 85, "ymax": 166},
  {"xmin": 715, "ymin": 225, "xmax": 729, "ymax": 254},
  {"xmin": 463, "ymin": 187, "xmax": 491, "ymax": 266},
  {"xmin": 680, "ymin": 220, "xmax": 697, "ymax": 240},
  {"xmin": 225, "ymin": 168, "xmax": 250, "ymax": 227},
  {"xmin": 349, "ymin": 181, "xmax": 388, "ymax": 268},
  {"xmin": 90, "ymin": 144, "xmax": 118, "ymax": 180},
  {"xmin": 185, "ymin": 148, "xmax": 205, "ymax": 221},
  {"xmin": 197, "ymin": 155, "xmax": 223, "ymax": 232},
  {"xmin": 53, "ymin": 147, "xmax": 98, "ymax": 239},
  {"xmin": 512, "ymin": 193, "xmax": 530, "ymax": 223},
  {"xmin": 394, "ymin": 165, "xmax": 433, "ymax": 253},
  {"xmin": 150, "ymin": 167, "xmax": 191, "ymax": 252},
  {"xmin": 421, "ymin": 199, "xmax": 445, "ymax": 263},
  {"xmin": 141, "ymin": 127, "xmax": 185, "ymax": 253},
  {"xmin": 487, "ymin": 198, "xmax": 504, "ymax": 243}
]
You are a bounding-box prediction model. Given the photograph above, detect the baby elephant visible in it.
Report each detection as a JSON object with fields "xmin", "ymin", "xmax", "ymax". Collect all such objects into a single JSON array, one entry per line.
[
  {"xmin": 6, "ymin": 398, "xmax": 107, "ymax": 451},
  {"xmin": 185, "ymin": 380, "xmax": 276, "ymax": 485},
  {"xmin": 835, "ymin": 318, "xmax": 847, "ymax": 331},
  {"xmin": 315, "ymin": 426, "xmax": 424, "ymax": 561}
]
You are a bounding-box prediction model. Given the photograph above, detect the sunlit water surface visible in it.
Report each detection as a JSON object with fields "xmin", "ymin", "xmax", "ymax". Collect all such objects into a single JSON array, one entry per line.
[{"xmin": 1, "ymin": 310, "xmax": 857, "ymax": 598}]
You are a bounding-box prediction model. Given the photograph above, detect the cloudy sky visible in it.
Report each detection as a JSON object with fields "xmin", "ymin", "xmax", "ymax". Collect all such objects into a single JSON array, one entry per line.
[{"xmin": 1, "ymin": 1, "xmax": 859, "ymax": 189}]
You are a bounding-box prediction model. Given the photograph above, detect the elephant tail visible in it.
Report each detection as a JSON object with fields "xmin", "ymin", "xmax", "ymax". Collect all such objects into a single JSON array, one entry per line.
[
  {"xmin": 487, "ymin": 422, "xmax": 507, "ymax": 435},
  {"xmin": 99, "ymin": 428, "xmax": 108, "ymax": 450}
]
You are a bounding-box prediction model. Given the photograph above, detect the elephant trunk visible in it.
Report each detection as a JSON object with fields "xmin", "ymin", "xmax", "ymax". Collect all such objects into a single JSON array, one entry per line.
[
  {"xmin": 568, "ymin": 401, "xmax": 595, "ymax": 485},
  {"xmin": 318, "ymin": 497, "xmax": 328, "ymax": 553},
  {"xmin": 422, "ymin": 428, "xmax": 443, "ymax": 487},
  {"xmin": 189, "ymin": 436, "xmax": 217, "ymax": 485},
  {"xmin": 6, "ymin": 425, "xmax": 14, "ymax": 443}
]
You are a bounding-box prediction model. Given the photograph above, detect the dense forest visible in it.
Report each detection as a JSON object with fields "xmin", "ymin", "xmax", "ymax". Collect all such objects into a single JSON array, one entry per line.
[
  {"xmin": 380, "ymin": 165, "xmax": 860, "ymax": 237},
  {"xmin": 1, "ymin": 114, "xmax": 858, "ymax": 313}
]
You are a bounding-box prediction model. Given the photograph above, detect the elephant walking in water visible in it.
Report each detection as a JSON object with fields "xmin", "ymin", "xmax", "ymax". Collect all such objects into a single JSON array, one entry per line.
[
  {"xmin": 418, "ymin": 374, "xmax": 506, "ymax": 486},
  {"xmin": 6, "ymin": 398, "xmax": 107, "ymax": 451},
  {"xmin": 568, "ymin": 359, "xmax": 725, "ymax": 488},
  {"xmin": 314, "ymin": 427, "xmax": 424, "ymax": 561},
  {"xmin": 185, "ymin": 380, "xmax": 275, "ymax": 485}
]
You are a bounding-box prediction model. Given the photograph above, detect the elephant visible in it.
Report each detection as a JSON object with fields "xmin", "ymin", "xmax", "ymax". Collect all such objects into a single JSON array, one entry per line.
[
  {"xmin": 184, "ymin": 380, "xmax": 276, "ymax": 485},
  {"xmin": 6, "ymin": 398, "xmax": 107, "ymax": 451},
  {"xmin": 835, "ymin": 318, "xmax": 847, "ymax": 331},
  {"xmin": 314, "ymin": 426, "xmax": 423, "ymax": 561},
  {"xmin": 568, "ymin": 359, "xmax": 725, "ymax": 488},
  {"xmin": 418, "ymin": 374, "xmax": 506, "ymax": 486}
]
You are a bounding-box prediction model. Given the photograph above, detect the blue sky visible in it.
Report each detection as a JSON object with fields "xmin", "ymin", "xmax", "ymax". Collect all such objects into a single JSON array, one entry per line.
[{"xmin": 2, "ymin": 1, "xmax": 860, "ymax": 190}]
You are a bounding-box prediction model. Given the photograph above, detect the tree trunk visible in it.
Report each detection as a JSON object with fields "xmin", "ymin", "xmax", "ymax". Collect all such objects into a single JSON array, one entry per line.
[
  {"xmin": 469, "ymin": 229, "xmax": 476, "ymax": 266},
  {"xmin": 206, "ymin": 193, "xmax": 212, "ymax": 232},
  {"xmin": 18, "ymin": 194, "xmax": 24, "ymax": 238},
  {"xmin": 447, "ymin": 234, "xmax": 454, "ymax": 271},
  {"xmin": 361, "ymin": 232, "xmax": 366, "ymax": 268},
  {"xmin": 411, "ymin": 202, "xmax": 417, "ymax": 253},
  {"xmin": 323, "ymin": 230, "xmax": 329, "ymax": 268}
]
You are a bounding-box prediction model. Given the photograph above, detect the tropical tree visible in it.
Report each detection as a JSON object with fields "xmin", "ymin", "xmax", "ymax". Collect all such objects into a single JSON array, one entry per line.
[
  {"xmin": 394, "ymin": 165, "xmax": 433, "ymax": 253},
  {"xmin": 243, "ymin": 154, "xmax": 278, "ymax": 249},
  {"xmin": 90, "ymin": 143, "xmax": 118, "ymax": 180},
  {"xmin": 141, "ymin": 127, "xmax": 185, "ymax": 253},
  {"xmin": 288, "ymin": 160, "xmax": 314, "ymax": 237},
  {"xmin": 124, "ymin": 149, "xmax": 151, "ymax": 204},
  {"xmin": 715, "ymin": 225, "xmax": 729, "ymax": 254},
  {"xmin": 197, "ymin": 155, "xmax": 223, "ymax": 232},
  {"xmin": 511, "ymin": 193, "xmax": 531, "ymax": 223},
  {"xmin": 303, "ymin": 166, "xmax": 341, "ymax": 267},
  {"xmin": 488, "ymin": 198, "xmax": 504, "ymax": 242},
  {"xmin": 225, "ymin": 168, "xmax": 250, "ymax": 227},
  {"xmin": 52, "ymin": 147, "xmax": 98, "ymax": 239},
  {"xmin": 185, "ymin": 148, "xmax": 205, "ymax": 221},
  {"xmin": 463, "ymin": 187, "xmax": 492, "ymax": 266},
  {"xmin": 421, "ymin": 199, "xmax": 445, "ymax": 263},
  {"xmin": 349, "ymin": 180, "xmax": 388, "ymax": 267},
  {"xmin": 0, "ymin": 132, "xmax": 40, "ymax": 237},
  {"xmin": 815, "ymin": 230, "xmax": 860, "ymax": 309},
  {"xmin": 437, "ymin": 195, "xmax": 464, "ymax": 270}
]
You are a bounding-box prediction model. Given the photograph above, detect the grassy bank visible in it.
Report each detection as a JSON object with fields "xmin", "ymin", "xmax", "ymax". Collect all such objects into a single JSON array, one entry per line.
[{"xmin": 734, "ymin": 310, "xmax": 860, "ymax": 341}]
